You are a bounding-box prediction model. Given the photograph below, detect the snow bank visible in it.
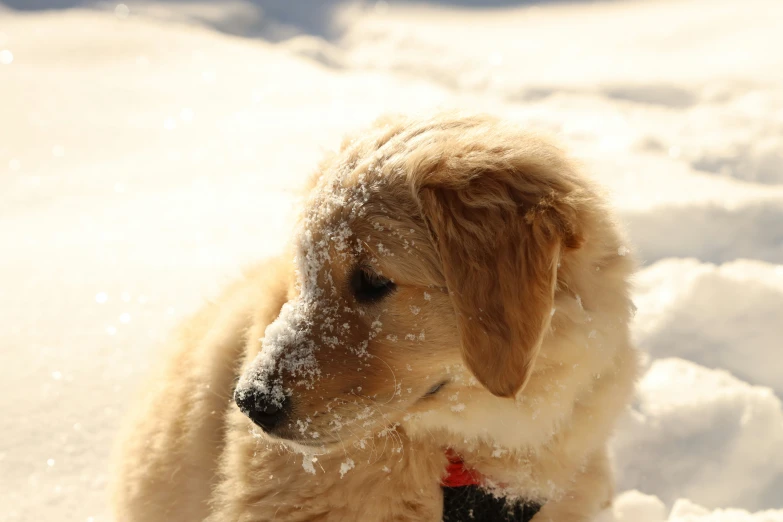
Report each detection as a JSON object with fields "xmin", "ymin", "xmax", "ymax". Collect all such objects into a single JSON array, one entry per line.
[
  {"xmin": 666, "ymin": 499, "xmax": 783, "ymax": 522},
  {"xmin": 612, "ymin": 359, "xmax": 783, "ymax": 512},
  {"xmin": 608, "ymin": 491, "xmax": 783, "ymax": 522},
  {"xmin": 633, "ymin": 259, "xmax": 783, "ymax": 394}
]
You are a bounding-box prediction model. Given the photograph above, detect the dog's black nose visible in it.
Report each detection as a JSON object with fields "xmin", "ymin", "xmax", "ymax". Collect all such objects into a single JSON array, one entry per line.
[{"xmin": 234, "ymin": 386, "xmax": 287, "ymax": 432}]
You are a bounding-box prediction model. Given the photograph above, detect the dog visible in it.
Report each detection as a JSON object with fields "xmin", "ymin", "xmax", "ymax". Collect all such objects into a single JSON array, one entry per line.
[{"xmin": 112, "ymin": 113, "xmax": 639, "ymax": 522}]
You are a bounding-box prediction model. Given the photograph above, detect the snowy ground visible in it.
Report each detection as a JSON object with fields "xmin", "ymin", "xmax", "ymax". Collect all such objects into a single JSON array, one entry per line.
[{"xmin": 1, "ymin": 0, "xmax": 782, "ymax": 521}]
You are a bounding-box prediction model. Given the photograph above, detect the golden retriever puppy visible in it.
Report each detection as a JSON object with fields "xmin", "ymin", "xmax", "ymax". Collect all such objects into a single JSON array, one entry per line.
[{"xmin": 112, "ymin": 113, "xmax": 639, "ymax": 522}]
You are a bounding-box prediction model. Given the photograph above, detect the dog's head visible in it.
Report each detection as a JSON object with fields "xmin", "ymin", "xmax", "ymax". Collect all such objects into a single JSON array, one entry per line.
[{"xmin": 235, "ymin": 114, "xmax": 594, "ymax": 449}]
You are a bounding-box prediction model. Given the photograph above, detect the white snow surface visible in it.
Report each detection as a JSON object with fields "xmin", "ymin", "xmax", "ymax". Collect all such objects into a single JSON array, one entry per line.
[{"xmin": 1, "ymin": 0, "xmax": 782, "ymax": 520}]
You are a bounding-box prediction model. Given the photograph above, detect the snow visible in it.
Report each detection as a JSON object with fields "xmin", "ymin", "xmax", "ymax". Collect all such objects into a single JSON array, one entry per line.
[
  {"xmin": 1, "ymin": 0, "xmax": 782, "ymax": 521},
  {"xmin": 613, "ymin": 359, "xmax": 783, "ymax": 512},
  {"xmin": 238, "ymin": 300, "xmax": 324, "ymax": 408},
  {"xmin": 0, "ymin": 49, "xmax": 13, "ymax": 64},
  {"xmin": 302, "ymin": 455, "xmax": 317, "ymax": 475},
  {"xmin": 633, "ymin": 260, "xmax": 783, "ymax": 394},
  {"xmin": 608, "ymin": 492, "xmax": 783, "ymax": 522},
  {"xmin": 339, "ymin": 458, "xmax": 355, "ymax": 478},
  {"xmin": 607, "ymin": 492, "xmax": 783, "ymax": 522}
]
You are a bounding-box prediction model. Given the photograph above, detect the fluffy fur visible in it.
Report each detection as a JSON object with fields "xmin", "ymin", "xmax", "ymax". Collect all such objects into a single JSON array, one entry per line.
[{"xmin": 111, "ymin": 113, "xmax": 640, "ymax": 522}]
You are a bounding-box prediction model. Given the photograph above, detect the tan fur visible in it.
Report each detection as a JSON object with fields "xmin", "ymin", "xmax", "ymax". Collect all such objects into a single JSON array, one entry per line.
[{"xmin": 112, "ymin": 113, "xmax": 640, "ymax": 522}]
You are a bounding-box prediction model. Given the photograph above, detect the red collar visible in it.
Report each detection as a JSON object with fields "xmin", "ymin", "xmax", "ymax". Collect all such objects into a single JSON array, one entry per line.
[{"xmin": 441, "ymin": 448, "xmax": 483, "ymax": 488}]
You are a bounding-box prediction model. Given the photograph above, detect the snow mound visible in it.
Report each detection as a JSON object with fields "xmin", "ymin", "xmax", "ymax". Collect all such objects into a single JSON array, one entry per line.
[
  {"xmin": 691, "ymin": 135, "xmax": 783, "ymax": 186},
  {"xmin": 612, "ymin": 359, "xmax": 783, "ymax": 512},
  {"xmin": 633, "ymin": 259, "xmax": 783, "ymax": 393},
  {"xmin": 667, "ymin": 499, "xmax": 783, "ymax": 522},
  {"xmin": 607, "ymin": 491, "xmax": 783, "ymax": 522},
  {"xmin": 623, "ymin": 201, "xmax": 783, "ymax": 265}
]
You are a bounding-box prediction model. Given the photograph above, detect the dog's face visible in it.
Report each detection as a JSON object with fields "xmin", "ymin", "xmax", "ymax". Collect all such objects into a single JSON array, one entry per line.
[{"xmin": 235, "ymin": 115, "xmax": 588, "ymax": 449}]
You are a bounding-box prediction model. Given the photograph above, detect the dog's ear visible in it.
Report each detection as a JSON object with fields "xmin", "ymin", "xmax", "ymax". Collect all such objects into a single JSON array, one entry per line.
[{"xmin": 415, "ymin": 162, "xmax": 583, "ymax": 398}]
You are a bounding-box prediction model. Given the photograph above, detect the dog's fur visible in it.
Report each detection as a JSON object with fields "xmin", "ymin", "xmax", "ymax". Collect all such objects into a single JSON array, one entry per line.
[{"xmin": 112, "ymin": 113, "xmax": 639, "ymax": 522}]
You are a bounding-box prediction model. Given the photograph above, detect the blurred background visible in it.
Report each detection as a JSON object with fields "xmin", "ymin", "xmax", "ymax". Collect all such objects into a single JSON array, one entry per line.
[{"xmin": 2, "ymin": 1, "xmax": 782, "ymax": 521}]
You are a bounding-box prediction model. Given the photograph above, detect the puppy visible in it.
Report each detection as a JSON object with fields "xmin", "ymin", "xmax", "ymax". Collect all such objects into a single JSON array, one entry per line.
[{"xmin": 112, "ymin": 113, "xmax": 639, "ymax": 522}]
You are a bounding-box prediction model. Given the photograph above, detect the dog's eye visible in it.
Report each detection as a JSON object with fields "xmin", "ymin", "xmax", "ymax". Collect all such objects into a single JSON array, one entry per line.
[
  {"xmin": 350, "ymin": 266, "xmax": 396, "ymax": 304},
  {"xmin": 423, "ymin": 381, "xmax": 447, "ymax": 398}
]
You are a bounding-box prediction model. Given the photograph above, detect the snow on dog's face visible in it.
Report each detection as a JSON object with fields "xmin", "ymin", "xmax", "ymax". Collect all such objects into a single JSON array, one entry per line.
[
  {"xmin": 235, "ymin": 114, "xmax": 588, "ymax": 449},
  {"xmin": 236, "ymin": 165, "xmax": 463, "ymax": 448}
]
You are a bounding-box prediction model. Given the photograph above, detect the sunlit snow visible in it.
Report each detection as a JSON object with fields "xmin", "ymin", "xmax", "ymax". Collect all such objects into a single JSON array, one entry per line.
[{"xmin": 2, "ymin": 0, "xmax": 783, "ymax": 521}]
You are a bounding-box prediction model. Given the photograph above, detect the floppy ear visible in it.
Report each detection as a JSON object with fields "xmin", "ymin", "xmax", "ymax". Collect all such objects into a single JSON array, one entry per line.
[{"xmin": 416, "ymin": 168, "xmax": 583, "ymax": 398}]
